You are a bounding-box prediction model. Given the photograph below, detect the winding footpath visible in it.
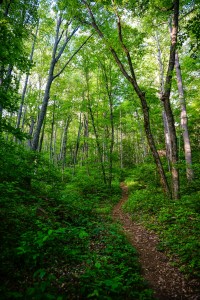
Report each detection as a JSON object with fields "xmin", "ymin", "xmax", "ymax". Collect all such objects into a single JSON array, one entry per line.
[{"xmin": 113, "ymin": 183, "xmax": 200, "ymax": 300}]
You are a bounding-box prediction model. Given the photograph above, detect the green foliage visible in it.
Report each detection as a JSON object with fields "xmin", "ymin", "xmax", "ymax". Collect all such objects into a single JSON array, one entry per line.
[
  {"xmin": 0, "ymin": 0, "xmax": 38, "ymax": 133},
  {"xmin": 124, "ymin": 168, "xmax": 200, "ymax": 279},
  {"xmin": 0, "ymin": 138, "xmax": 154, "ymax": 299}
]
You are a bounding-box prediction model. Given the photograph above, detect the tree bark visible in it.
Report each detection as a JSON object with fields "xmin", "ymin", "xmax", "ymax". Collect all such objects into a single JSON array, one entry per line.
[
  {"xmin": 88, "ymin": 105, "xmax": 107, "ymax": 184},
  {"xmin": 50, "ymin": 99, "xmax": 56, "ymax": 161},
  {"xmin": 175, "ymin": 51, "xmax": 194, "ymax": 181},
  {"xmin": 73, "ymin": 113, "xmax": 82, "ymax": 175},
  {"xmin": 84, "ymin": 66, "xmax": 107, "ymax": 184},
  {"xmin": 38, "ymin": 117, "xmax": 46, "ymax": 152},
  {"xmin": 16, "ymin": 21, "xmax": 39, "ymax": 130},
  {"xmin": 120, "ymin": 110, "xmax": 123, "ymax": 169},
  {"xmin": 82, "ymin": 0, "xmax": 171, "ymax": 197},
  {"xmin": 31, "ymin": 14, "xmax": 81, "ymax": 151},
  {"xmin": 27, "ymin": 116, "xmax": 35, "ymax": 148},
  {"xmin": 82, "ymin": 113, "xmax": 89, "ymax": 172},
  {"xmin": 160, "ymin": 1, "xmax": 180, "ymax": 199},
  {"xmin": 100, "ymin": 61, "xmax": 115, "ymax": 187},
  {"xmin": 155, "ymin": 31, "xmax": 172, "ymax": 170},
  {"xmin": 59, "ymin": 116, "xmax": 71, "ymax": 169}
]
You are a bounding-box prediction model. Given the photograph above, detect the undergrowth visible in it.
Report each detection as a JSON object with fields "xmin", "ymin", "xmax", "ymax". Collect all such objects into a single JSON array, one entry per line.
[
  {"xmin": 0, "ymin": 139, "xmax": 154, "ymax": 299},
  {"xmin": 123, "ymin": 163, "xmax": 200, "ymax": 279}
]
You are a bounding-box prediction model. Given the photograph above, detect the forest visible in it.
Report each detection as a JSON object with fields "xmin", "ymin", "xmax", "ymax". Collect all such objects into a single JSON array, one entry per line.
[{"xmin": 0, "ymin": 0, "xmax": 200, "ymax": 299}]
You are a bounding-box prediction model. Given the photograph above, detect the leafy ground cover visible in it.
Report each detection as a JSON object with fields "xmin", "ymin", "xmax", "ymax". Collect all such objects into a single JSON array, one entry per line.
[
  {"xmin": 0, "ymin": 139, "xmax": 154, "ymax": 299},
  {"xmin": 123, "ymin": 163, "xmax": 200, "ymax": 279}
]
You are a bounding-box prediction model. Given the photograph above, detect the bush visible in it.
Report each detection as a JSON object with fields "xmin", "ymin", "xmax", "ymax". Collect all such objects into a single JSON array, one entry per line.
[{"xmin": 124, "ymin": 169, "xmax": 200, "ymax": 279}]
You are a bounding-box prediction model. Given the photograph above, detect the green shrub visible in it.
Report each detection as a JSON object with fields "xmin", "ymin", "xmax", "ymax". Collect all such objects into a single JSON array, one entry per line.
[{"xmin": 124, "ymin": 169, "xmax": 200, "ymax": 279}]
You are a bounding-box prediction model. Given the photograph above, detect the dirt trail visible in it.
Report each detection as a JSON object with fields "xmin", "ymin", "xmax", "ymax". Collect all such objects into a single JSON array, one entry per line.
[{"xmin": 113, "ymin": 183, "xmax": 200, "ymax": 300}]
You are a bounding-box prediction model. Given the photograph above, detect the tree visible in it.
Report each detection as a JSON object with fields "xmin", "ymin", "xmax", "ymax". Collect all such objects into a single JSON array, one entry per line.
[
  {"xmin": 75, "ymin": 0, "xmax": 176, "ymax": 197},
  {"xmin": 31, "ymin": 11, "xmax": 79, "ymax": 150},
  {"xmin": 0, "ymin": 0, "xmax": 38, "ymax": 137},
  {"xmin": 175, "ymin": 51, "xmax": 194, "ymax": 181}
]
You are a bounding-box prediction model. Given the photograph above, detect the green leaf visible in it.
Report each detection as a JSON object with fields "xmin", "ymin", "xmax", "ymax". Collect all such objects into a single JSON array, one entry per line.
[
  {"xmin": 48, "ymin": 229, "xmax": 53, "ymax": 235},
  {"xmin": 79, "ymin": 230, "xmax": 89, "ymax": 238},
  {"xmin": 95, "ymin": 262, "xmax": 101, "ymax": 269}
]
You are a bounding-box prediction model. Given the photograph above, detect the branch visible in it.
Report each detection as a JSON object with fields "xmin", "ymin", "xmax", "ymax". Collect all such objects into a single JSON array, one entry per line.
[
  {"xmin": 81, "ymin": 0, "xmax": 104, "ymax": 38},
  {"xmin": 155, "ymin": 4, "xmax": 174, "ymax": 11},
  {"xmin": 113, "ymin": 3, "xmax": 142, "ymax": 94},
  {"xmin": 55, "ymin": 13, "xmax": 63, "ymax": 42},
  {"xmin": 99, "ymin": 60, "xmax": 112, "ymax": 100},
  {"xmin": 53, "ymin": 34, "xmax": 93, "ymax": 80},
  {"xmin": 57, "ymin": 29, "xmax": 64, "ymax": 46},
  {"xmin": 179, "ymin": 6, "xmax": 196, "ymax": 21},
  {"xmin": 55, "ymin": 26, "xmax": 79, "ymax": 62},
  {"xmin": 162, "ymin": 0, "xmax": 179, "ymax": 101},
  {"xmin": 116, "ymin": 13, "xmax": 138, "ymax": 85},
  {"xmin": 82, "ymin": 0, "xmax": 132, "ymax": 84}
]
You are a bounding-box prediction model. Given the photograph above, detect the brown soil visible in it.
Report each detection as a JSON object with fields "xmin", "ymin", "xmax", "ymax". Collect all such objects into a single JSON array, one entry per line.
[{"xmin": 113, "ymin": 183, "xmax": 200, "ymax": 300}]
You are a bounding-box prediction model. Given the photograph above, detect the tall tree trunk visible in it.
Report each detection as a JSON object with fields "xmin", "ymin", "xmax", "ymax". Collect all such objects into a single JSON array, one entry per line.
[
  {"xmin": 27, "ymin": 116, "xmax": 35, "ymax": 148},
  {"xmin": 50, "ymin": 99, "xmax": 56, "ymax": 161},
  {"xmin": 0, "ymin": 65, "xmax": 13, "ymax": 131},
  {"xmin": 155, "ymin": 31, "xmax": 172, "ymax": 169},
  {"xmin": 162, "ymin": 111, "xmax": 172, "ymax": 171},
  {"xmin": 60, "ymin": 116, "xmax": 71, "ymax": 169},
  {"xmin": 31, "ymin": 14, "xmax": 80, "ymax": 151},
  {"xmin": 88, "ymin": 105, "xmax": 107, "ymax": 184},
  {"xmin": 83, "ymin": 0, "xmax": 171, "ymax": 197},
  {"xmin": 120, "ymin": 110, "xmax": 123, "ymax": 169},
  {"xmin": 38, "ymin": 117, "xmax": 46, "ymax": 152},
  {"xmin": 175, "ymin": 51, "xmax": 194, "ymax": 181},
  {"xmin": 82, "ymin": 113, "xmax": 90, "ymax": 173},
  {"xmin": 85, "ymin": 68, "xmax": 107, "ymax": 184},
  {"xmin": 53, "ymin": 125, "xmax": 57, "ymax": 165},
  {"xmin": 73, "ymin": 114, "xmax": 82, "ymax": 175},
  {"xmin": 109, "ymin": 101, "xmax": 114, "ymax": 187},
  {"xmin": 100, "ymin": 61, "xmax": 115, "ymax": 187},
  {"xmin": 32, "ymin": 70, "xmax": 54, "ymax": 150},
  {"xmin": 160, "ymin": 2, "xmax": 180, "ymax": 199},
  {"xmin": 16, "ymin": 21, "xmax": 39, "ymax": 130}
]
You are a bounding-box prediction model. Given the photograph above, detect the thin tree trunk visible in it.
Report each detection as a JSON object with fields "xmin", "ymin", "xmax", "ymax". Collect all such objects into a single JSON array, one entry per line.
[
  {"xmin": 89, "ymin": 105, "xmax": 107, "ymax": 184},
  {"xmin": 50, "ymin": 99, "xmax": 56, "ymax": 161},
  {"xmin": 38, "ymin": 117, "xmax": 46, "ymax": 152},
  {"xmin": 161, "ymin": 3, "xmax": 180, "ymax": 199},
  {"xmin": 162, "ymin": 111, "xmax": 172, "ymax": 171},
  {"xmin": 120, "ymin": 110, "xmax": 123, "ymax": 169},
  {"xmin": 60, "ymin": 116, "xmax": 71, "ymax": 169},
  {"xmin": 82, "ymin": 113, "xmax": 89, "ymax": 173},
  {"xmin": 16, "ymin": 21, "xmax": 39, "ymax": 130},
  {"xmin": 83, "ymin": 0, "xmax": 171, "ymax": 197},
  {"xmin": 0, "ymin": 65, "xmax": 13, "ymax": 131},
  {"xmin": 21, "ymin": 104, "xmax": 27, "ymax": 131},
  {"xmin": 27, "ymin": 116, "xmax": 35, "ymax": 148},
  {"xmin": 0, "ymin": 0, "xmax": 12, "ymax": 130},
  {"xmin": 101, "ymin": 62, "xmax": 115, "ymax": 187},
  {"xmin": 31, "ymin": 55, "xmax": 55, "ymax": 150},
  {"xmin": 31, "ymin": 14, "xmax": 80, "ymax": 151},
  {"xmin": 53, "ymin": 125, "xmax": 57, "ymax": 164},
  {"xmin": 155, "ymin": 31, "xmax": 172, "ymax": 170},
  {"xmin": 85, "ymin": 68, "xmax": 107, "ymax": 184},
  {"xmin": 73, "ymin": 113, "xmax": 82, "ymax": 175},
  {"xmin": 175, "ymin": 51, "xmax": 194, "ymax": 181}
]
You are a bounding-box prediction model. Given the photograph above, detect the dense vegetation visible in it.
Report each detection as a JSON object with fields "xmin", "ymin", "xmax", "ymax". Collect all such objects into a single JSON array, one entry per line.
[
  {"xmin": 0, "ymin": 139, "xmax": 154, "ymax": 299},
  {"xmin": 0, "ymin": 0, "xmax": 200, "ymax": 298},
  {"xmin": 124, "ymin": 162, "xmax": 200, "ymax": 278}
]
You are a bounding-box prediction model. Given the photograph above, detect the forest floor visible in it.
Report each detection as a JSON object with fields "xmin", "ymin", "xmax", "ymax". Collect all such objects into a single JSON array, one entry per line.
[{"xmin": 113, "ymin": 183, "xmax": 200, "ymax": 300}]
